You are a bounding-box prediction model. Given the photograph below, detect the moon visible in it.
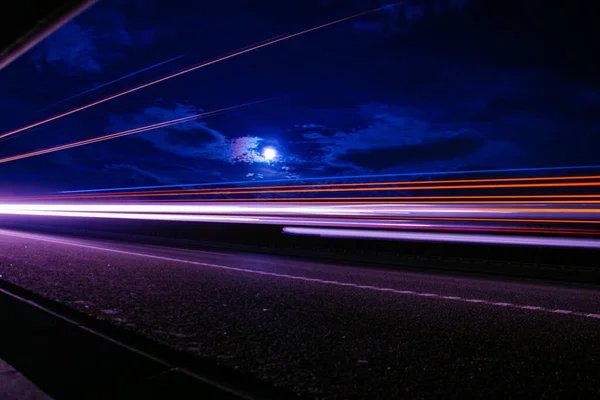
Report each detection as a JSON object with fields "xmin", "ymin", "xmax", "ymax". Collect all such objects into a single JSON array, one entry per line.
[{"xmin": 263, "ymin": 147, "xmax": 277, "ymax": 161}]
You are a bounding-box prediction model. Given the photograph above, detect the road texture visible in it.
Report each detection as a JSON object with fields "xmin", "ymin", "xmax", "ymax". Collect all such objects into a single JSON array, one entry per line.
[
  {"xmin": 1, "ymin": 228, "xmax": 600, "ymax": 399},
  {"xmin": 0, "ymin": 358, "xmax": 53, "ymax": 400}
]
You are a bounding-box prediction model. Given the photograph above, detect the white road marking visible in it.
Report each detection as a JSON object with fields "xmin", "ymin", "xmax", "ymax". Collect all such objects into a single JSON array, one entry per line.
[{"xmin": 2, "ymin": 229, "xmax": 600, "ymax": 320}]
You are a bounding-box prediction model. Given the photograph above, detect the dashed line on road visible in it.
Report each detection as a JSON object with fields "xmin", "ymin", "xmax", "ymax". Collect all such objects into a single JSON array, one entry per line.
[{"xmin": 2, "ymin": 229, "xmax": 600, "ymax": 321}]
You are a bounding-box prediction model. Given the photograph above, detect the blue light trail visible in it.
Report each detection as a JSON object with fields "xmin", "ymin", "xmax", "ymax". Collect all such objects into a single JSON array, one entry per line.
[{"xmin": 58, "ymin": 164, "xmax": 600, "ymax": 194}]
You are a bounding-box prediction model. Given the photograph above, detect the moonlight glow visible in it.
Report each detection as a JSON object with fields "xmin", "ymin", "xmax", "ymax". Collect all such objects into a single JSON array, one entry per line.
[{"xmin": 263, "ymin": 147, "xmax": 277, "ymax": 161}]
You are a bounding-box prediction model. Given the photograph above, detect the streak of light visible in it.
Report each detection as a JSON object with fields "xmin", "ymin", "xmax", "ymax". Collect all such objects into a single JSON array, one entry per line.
[
  {"xmin": 2, "ymin": 202, "xmax": 600, "ymax": 225},
  {"xmin": 0, "ymin": 4, "xmax": 399, "ymax": 140},
  {"xmin": 6, "ymin": 202, "xmax": 600, "ymax": 215},
  {"xmin": 0, "ymin": 208, "xmax": 431, "ymax": 229},
  {"xmin": 103, "ymin": 199, "xmax": 600, "ymax": 205},
  {"xmin": 39, "ymin": 54, "xmax": 185, "ymax": 111},
  {"xmin": 37, "ymin": 174, "xmax": 600, "ymax": 198},
  {"xmin": 282, "ymin": 227, "xmax": 600, "ymax": 249},
  {"xmin": 0, "ymin": 99, "xmax": 266, "ymax": 164},
  {"xmin": 0, "ymin": 203, "xmax": 384, "ymax": 215},
  {"xmin": 3, "ymin": 200, "xmax": 600, "ymax": 237},
  {"xmin": 0, "ymin": 209, "xmax": 259, "ymax": 223},
  {"xmin": 24, "ymin": 180, "xmax": 600, "ymax": 198},
  {"xmin": 58, "ymin": 164, "xmax": 600, "ymax": 194},
  {"xmin": 8, "ymin": 194, "xmax": 600, "ymax": 203},
  {"xmin": 0, "ymin": 206, "xmax": 593, "ymax": 235}
]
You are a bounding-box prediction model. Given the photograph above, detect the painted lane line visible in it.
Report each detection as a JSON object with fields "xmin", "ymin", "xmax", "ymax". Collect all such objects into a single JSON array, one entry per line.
[{"xmin": 1, "ymin": 229, "xmax": 600, "ymax": 321}]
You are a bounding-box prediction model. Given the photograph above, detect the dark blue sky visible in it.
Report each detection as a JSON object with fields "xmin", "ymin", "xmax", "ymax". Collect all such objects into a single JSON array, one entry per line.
[{"xmin": 1, "ymin": 0, "xmax": 599, "ymax": 194}]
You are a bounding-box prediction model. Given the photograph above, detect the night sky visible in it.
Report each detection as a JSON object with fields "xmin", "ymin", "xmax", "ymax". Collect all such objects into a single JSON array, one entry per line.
[{"xmin": 1, "ymin": 0, "xmax": 599, "ymax": 195}]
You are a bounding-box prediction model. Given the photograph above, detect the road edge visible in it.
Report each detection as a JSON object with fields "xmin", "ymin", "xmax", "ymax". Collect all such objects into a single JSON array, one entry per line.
[{"xmin": 0, "ymin": 280, "xmax": 298, "ymax": 400}]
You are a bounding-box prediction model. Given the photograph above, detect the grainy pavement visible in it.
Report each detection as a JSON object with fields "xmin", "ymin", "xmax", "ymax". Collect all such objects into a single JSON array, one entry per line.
[
  {"xmin": 1, "ymin": 228, "xmax": 600, "ymax": 399},
  {"xmin": 0, "ymin": 358, "xmax": 53, "ymax": 400}
]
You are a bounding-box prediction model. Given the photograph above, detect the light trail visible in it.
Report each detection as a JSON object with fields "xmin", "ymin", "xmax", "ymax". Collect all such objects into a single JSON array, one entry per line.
[
  {"xmin": 7, "ymin": 176, "xmax": 600, "ymax": 203},
  {"xmin": 57, "ymin": 164, "xmax": 600, "ymax": 194},
  {"xmin": 0, "ymin": 209, "xmax": 259, "ymax": 223},
  {"xmin": 5, "ymin": 202, "xmax": 600, "ymax": 215},
  {"xmin": 1, "ymin": 201, "xmax": 600, "ymax": 246},
  {"xmin": 111, "ymin": 198, "xmax": 600, "ymax": 205},
  {"xmin": 8, "ymin": 193, "xmax": 600, "ymax": 203},
  {"xmin": 21, "ymin": 179, "xmax": 600, "ymax": 198},
  {"xmin": 283, "ymin": 227, "xmax": 600, "ymax": 249},
  {"xmin": 119, "ymin": 180, "xmax": 600, "ymax": 196},
  {"xmin": 103, "ymin": 197, "xmax": 600, "ymax": 204},
  {"xmin": 37, "ymin": 33, "xmax": 290, "ymax": 116},
  {"xmin": 2, "ymin": 202, "xmax": 600, "ymax": 221},
  {"xmin": 0, "ymin": 98, "xmax": 266, "ymax": 164},
  {"xmin": 0, "ymin": 208, "xmax": 593, "ymax": 236},
  {"xmin": 34, "ymin": 174, "xmax": 600, "ymax": 199},
  {"xmin": 39, "ymin": 54, "xmax": 185, "ymax": 112},
  {"xmin": 0, "ymin": 4, "xmax": 399, "ymax": 141}
]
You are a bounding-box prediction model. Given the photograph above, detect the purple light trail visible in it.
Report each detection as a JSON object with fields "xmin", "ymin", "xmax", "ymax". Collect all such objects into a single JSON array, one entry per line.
[
  {"xmin": 1, "ymin": 201, "xmax": 599, "ymax": 245},
  {"xmin": 283, "ymin": 227, "xmax": 600, "ymax": 249}
]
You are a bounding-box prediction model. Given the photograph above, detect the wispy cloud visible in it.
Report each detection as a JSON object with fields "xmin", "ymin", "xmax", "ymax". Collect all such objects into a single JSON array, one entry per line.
[
  {"xmin": 291, "ymin": 102, "xmax": 525, "ymax": 174},
  {"xmin": 107, "ymin": 102, "xmax": 226, "ymax": 158},
  {"xmin": 31, "ymin": 22, "xmax": 102, "ymax": 74}
]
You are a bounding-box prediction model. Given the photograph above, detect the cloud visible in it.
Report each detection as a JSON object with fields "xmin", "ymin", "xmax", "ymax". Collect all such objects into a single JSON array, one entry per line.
[
  {"xmin": 106, "ymin": 104, "xmax": 295, "ymax": 184},
  {"xmin": 31, "ymin": 22, "xmax": 102, "ymax": 74},
  {"xmin": 30, "ymin": 6, "xmax": 146, "ymax": 75},
  {"xmin": 352, "ymin": 21, "xmax": 382, "ymax": 32},
  {"xmin": 295, "ymin": 103, "xmax": 525, "ymax": 174},
  {"xmin": 205, "ymin": 135, "xmax": 280, "ymax": 164},
  {"xmin": 296, "ymin": 124, "xmax": 326, "ymax": 129},
  {"xmin": 104, "ymin": 163, "xmax": 176, "ymax": 185},
  {"xmin": 225, "ymin": 136, "xmax": 265, "ymax": 164},
  {"xmin": 405, "ymin": 6, "xmax": 425, "ymax": 21},
  {"xmin": 107, "ymin": 103, "xmax": 226, "ymax": 158},
  {"xmin": 337, "ymin": 131, "xmax": 485, "ymax": 170}
]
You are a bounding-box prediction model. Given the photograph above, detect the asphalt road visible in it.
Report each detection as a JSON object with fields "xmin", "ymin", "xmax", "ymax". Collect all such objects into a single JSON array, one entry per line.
[
  {"xmin": 0, "ymin": 358, "xmax": 53, "ymax": 400},
  {"xmin": 1, "ymin": 228, "xmax": 600, "ymax": 399}
]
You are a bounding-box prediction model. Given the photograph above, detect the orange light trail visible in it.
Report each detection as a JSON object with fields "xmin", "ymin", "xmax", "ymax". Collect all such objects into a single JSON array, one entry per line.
[
  {"xmin": 8, "ymin": 191, "xmax": 600, "ymax": 203},
  {"xmin": 83, "ymin": 199, "xmax": 600, "ymax": 205},
  {"xmin": 34, "ymin": 174, "xmax": 600, "ymax": 198},
  {"xmin": 0, "ymin": 4, "xmax": 399, "ymax": 140},
  {"xmin": 19, "ymin": 180, "xmax": 600, "ymax": 198}
]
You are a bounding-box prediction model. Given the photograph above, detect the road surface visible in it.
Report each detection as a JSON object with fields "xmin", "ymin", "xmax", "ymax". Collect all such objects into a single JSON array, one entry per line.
[{"xmin": 1, "ymin": 228, "xmax": 600, "ymax": 398}]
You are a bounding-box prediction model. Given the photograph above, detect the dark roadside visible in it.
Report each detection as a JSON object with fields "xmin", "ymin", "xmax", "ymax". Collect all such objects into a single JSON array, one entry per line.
[{"xmin": 0, "ymin": 276, "xmax": 299, "ymax": 400}]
